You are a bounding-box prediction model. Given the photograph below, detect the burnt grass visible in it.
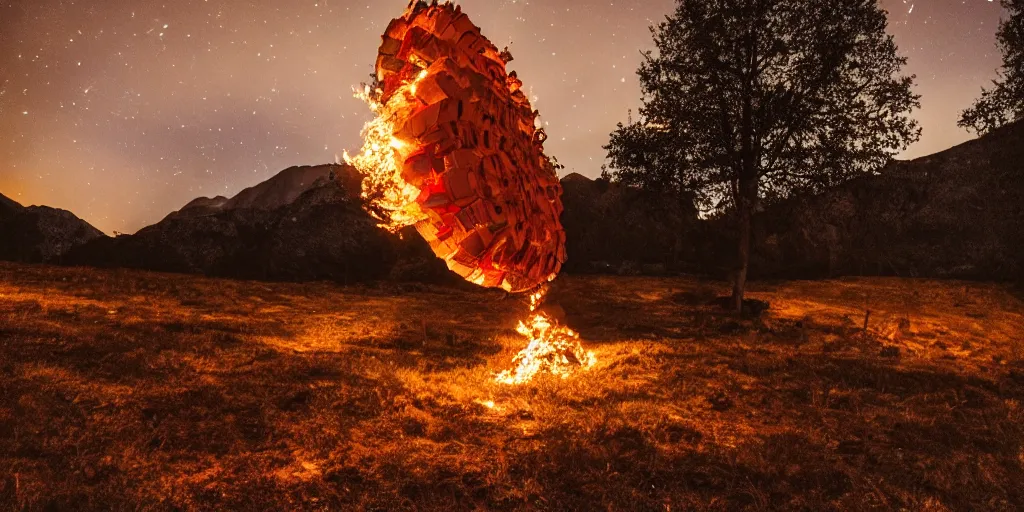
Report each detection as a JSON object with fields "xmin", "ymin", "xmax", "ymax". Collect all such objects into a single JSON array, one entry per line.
[{"xmin": 1, "ymin": 262, "xmax": 1023, "ymax": 511}]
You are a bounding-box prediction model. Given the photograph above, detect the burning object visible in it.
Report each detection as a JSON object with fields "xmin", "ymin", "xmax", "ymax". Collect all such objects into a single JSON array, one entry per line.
[
  {"xmin": 348, "ymin": 0, "xmax": 566, "ymax": 294},
  {"xmin": 349, "ymin": 1, "xmax": 590, "ymax": 384}
]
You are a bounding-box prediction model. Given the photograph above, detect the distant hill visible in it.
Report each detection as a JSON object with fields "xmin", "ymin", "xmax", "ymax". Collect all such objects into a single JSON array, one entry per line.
[
  {"xmin": 559, "ymin": 172, "xmax": 697, "ymax": 275},
  {"xmin": 20, "ymin": 118, "xmax": 1024, "ymax": 285},
  {"xmin": 558, "ymin": 121, "xmax": 1024, "ymax": 282},
  {"xmin": 163, "ymin": 164, "xmax": 345, "ymax": 222},
  {"xmin": 65, "ymin": 164, "xmax": 450, "ymax": 284},
  {"xmin": 0, "ymin": 193, "xmax": 105, "ymax": 263},
  {"xmin": 168, "ymin": 195, "xmax": 230, "ymax": 220},
  {"xmin": 751, "ymin": 119, "xmax": 1024, "ymax": 281},
  {"xmin": 0, "ymin": 193, "xmax": 21, "ymax": 213}
]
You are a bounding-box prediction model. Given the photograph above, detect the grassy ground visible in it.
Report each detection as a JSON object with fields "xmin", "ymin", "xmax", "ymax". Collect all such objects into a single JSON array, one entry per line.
[{"xmin": 1, "ymin": 261, "xmax": 1022, "ymax": 511}]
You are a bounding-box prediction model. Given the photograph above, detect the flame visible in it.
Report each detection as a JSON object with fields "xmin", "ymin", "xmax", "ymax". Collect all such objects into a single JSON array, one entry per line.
[
  {"xmin": 345, "ymin": 72, "xmax": 431, "ymax": 232},
  {"xmin": 495, "ymin": 286, "xmax": 596, "ymax": 385},
  {"xmin": 474, "ymin": 399, "xmax": 497, "ymax": 410}
]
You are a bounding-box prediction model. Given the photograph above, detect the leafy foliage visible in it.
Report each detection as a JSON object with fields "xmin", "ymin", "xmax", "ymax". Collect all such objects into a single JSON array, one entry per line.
[
  {"xmin": 604, "ymin": 0, "xmax": 920, "ymax": 308},
  {"xmin": 606, "ymin": 0, "xmax": 920, "ymax": 212},
  {"xmin": 960, "ymin": 0, "xmax": 1024, "ymax": 134}
]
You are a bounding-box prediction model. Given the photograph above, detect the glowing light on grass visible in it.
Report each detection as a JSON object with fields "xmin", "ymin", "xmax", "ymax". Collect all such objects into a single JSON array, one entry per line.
[{"xmin": 474, "ymin": 399, "xmax": 497, "ymax": 409}]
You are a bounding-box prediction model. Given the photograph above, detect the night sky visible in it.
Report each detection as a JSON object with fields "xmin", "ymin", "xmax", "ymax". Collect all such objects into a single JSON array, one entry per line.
[{"xmin": 0, "ymin": 0, "xmax": 1007, "ymax": 234}]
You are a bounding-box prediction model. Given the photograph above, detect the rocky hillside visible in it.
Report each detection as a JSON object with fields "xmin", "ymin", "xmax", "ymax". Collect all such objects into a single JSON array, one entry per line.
[
  {"xmin": 559, "ymin": 173, "xmax": 697, "ymax": 275},
  {"xmin": 18, "ymin": 118, "xmax": 1024, "ymax": 285},
  {"xmin": 0, "ymin": 193, "xmax": 21, "ymax": 212},
  {"xmin": 162, "ymin": 164, "xmax": 346, "ymax": 221},
  {"xmin": 562, "ymin": 121, "xmax": 1024, "ymax": 282},
  {"xmin": 65, "ymin": 164, "xmax": 450, "ymax": 284},
  {"xmin": 752, "ymin": 120, "xmax": 1024, "ymax": 281},
  {"xmin": 0, "ymin": 193, "xmax": 105, "ymax": 263}
]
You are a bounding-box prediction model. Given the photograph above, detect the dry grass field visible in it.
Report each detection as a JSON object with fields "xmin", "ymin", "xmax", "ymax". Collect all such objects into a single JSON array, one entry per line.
[{"xmin": 1, "ymin": 261, "xmax": 1022, "ymax": 511}]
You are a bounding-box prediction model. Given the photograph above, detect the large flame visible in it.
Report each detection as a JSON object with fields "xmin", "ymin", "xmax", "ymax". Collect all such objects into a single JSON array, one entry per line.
[
  {"xmin": 344, "ymin": 74, "xmax": 429, "ymax": 232},
  {"xmin": 495, "ymin": 287, "xmax": 596, "ymax": 385}
]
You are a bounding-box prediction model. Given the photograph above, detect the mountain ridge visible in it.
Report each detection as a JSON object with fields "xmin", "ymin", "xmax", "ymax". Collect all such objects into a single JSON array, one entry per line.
[
  {"xmin": 4, "ymin": 119, "xmax": 1023, "ymax": 283},
  {"xmin": 0, "ymin": 192, "xmax": 106, "ymax": 263},
  {"xmin": 63, "ymin": 163, "xmax": 451, "ymax": 284}
]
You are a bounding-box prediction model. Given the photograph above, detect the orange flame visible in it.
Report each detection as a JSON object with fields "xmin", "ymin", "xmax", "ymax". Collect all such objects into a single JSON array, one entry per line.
[
  {"xmin": 347, "ymin": 82, "xmax": 595, "ymax": 383},
  {"xmin": 344, "ymin": 72, "xmax": 429, "ymax": 232},
  {"xmin": 495, "ymin": 287, "xmax": 596, "ymax": 385}
]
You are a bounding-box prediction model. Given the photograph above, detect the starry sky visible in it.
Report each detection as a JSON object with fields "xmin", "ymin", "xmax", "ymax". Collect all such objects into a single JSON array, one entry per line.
[{"xmin": 0, "ymin": 0, "xmax": 1008, "ymax": 234}]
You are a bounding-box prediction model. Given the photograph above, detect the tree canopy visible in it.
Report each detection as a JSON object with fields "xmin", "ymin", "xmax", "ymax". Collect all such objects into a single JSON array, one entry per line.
[
  {"xmin": 960, "ymin": 0, "xmax": 1024, "ymax": 134},
  {"xmin": 605, "ymin": 0, "xmax": 921, "ymax": 309}
]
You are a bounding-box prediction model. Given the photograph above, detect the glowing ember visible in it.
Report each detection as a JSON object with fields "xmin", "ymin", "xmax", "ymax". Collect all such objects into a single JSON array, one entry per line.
[
  {"xmin": 494, "ymin": 287, "xmax": 596, "ymax": 385},
  {"xmin": 474, "ymin": 398, "xmax": 497, "ymax": 410},
  {"xmin": 345, "ymin": 80, "xmax": 430, "ymax": 230}
]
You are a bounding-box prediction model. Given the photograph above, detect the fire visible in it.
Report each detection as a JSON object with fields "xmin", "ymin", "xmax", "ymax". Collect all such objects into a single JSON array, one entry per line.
[
  {"xmin": 495, "ymin": 287, "xmax": 596, "ymax": 385},
  {"xmin": 353, "ymin": 2, "xmax": 567, "ymax": 293},
  {"xmin": 344, "ymin": 73, "xmax": 430, "ymax": 232}
]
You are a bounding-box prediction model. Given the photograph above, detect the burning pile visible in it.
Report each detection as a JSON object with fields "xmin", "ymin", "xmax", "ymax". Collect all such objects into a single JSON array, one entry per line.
[
  {"xmin": 348, "ymin": 0, "xmax": 591, "ymax": 384},
  {"xmin": 495, "ymin": 287, "xmax": 596, "ymax": 385}
]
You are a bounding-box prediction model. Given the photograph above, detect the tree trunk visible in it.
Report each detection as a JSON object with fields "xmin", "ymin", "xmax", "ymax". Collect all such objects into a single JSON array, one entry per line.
[
  {"xmin": 734, "ymin": 44, "xmax": 758, "ymax": 313},
  {"xmin": 732, "ymin": 179, "xmax": 754, "ymax": 313},
  {"xmin": 733, "ymin": 176, "xmax": 757, "ymax": 311}
]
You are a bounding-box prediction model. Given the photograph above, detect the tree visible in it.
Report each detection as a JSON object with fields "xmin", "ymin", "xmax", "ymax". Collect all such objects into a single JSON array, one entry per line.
[
  {"xmin": 960, "ymin": 0, "xmax": 1024, "ymax": 134},
  {"xmin": 604, "ymin": 0, "xmax": 920, "ymax": 311}
]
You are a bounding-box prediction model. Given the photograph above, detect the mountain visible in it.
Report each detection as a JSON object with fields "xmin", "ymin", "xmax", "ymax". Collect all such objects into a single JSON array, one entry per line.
[
  {"xmin": 0, "ymin": 193, "xmax": 21, "ymax": 213},
  {"xmin": 34, "ymin": 117, "xmax": 1024, "ymax": 285},
  {"xmin": 167, "ymin": 195, "xmax": 229, "ymax": 220},
  {"xmin": 559, "ymin": 120, "xmax": 1024, "ymax": 282},
  {"xmin": 559, "ymin": 172, "xmax": 697, "ymax": 275},
  {"xmin": 0, "ymin": 193, "xmax": 106, "ymax": 263},
  {"xmin": 163, "ymin": 164, "xmax": 344, "ymax": 221},
  {"xmin": 64, "ymin": 164, "xmax": 450, "ymax": 284},
  {"xmin": 751, "ymin": 120, "xmax": 1024, "ymax": 281}
]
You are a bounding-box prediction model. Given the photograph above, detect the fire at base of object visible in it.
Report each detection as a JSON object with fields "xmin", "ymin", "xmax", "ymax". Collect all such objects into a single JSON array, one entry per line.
[
  {"xmin": 350, "ymin": 1, "xmax": 589, "ymax": 383},
  {"xmin": 495, "ymin": 313, "xmax": 596, "ymax": 385},
  {"xmin": 495, "ymin": 286, "xmax": 596, "ymax": 385}
]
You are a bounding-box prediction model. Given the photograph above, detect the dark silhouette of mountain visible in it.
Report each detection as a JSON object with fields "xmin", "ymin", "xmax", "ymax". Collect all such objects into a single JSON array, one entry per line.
[
  {"xmin": 65, "ymin": 164, "xmax": 451, "ymax": 284},
  {"xmin": 0, "ymin": 193, "xmax": 21, "ymax": 213},
  {"xmin": 0, "ymin": 193, "xmax": 106, "ymax": 263},
  {"xmin": 167, "ymin": 195, "xmax": 230, "ymax": 220},
  {"xmin": 221, "ymin": 165, "xmax": 341, "ymax": 210},
  {"xmin": 560, "ymin": 120, "xmax": 1024, "ymax": 282},
  {"xmin": 559, "ymin": 172, "xmax": 697, "ymax": 275},
  {"xmin": 751, "ymin": 119, "xmax": 1024, "ymax": 281},
  {"xmin": 163, "ymin": 165, "xmax": 344, "ymax": 222},
  {"xmin": 32, "ymin": 119, "xmax": 1024, "ymax": 285}
]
